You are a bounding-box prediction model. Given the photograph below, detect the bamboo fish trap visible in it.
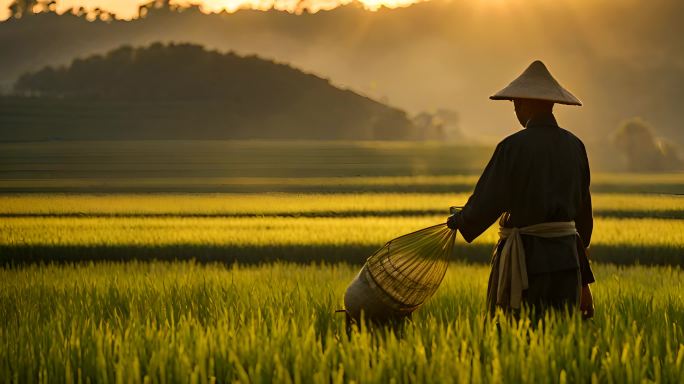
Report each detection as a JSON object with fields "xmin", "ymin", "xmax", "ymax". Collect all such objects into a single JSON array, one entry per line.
[{"xmin": 343, "ymin": 222, "xmax": 458, "ymax": 327}]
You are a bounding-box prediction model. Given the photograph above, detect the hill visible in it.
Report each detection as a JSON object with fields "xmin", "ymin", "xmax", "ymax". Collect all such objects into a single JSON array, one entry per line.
[
  {"xmin": 1, "ymin": 1, "xmax": 683, "ymax": 143},
  {"xmin": 0, "ymin": 42, "xmax": 419, "ymax": 140}
]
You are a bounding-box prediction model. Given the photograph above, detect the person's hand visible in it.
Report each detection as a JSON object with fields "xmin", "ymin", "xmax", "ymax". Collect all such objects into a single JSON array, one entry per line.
[
  {"xmin": 580, "ymin": 284, "xmax": 594, "ymax": 319},
  {"xmin": 446, "ymin": 214, "xmax": 458, "ymax": 230}
]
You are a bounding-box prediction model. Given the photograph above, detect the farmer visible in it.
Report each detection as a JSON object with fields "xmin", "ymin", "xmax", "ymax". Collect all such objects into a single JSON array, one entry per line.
[{"xmin": 447, "ymin": 60, "xmax": 595, "ymax": 319}]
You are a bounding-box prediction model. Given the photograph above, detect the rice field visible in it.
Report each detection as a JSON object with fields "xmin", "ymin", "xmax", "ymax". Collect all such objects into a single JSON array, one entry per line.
[
  {"xmin": 1, "ymin": 193, "xmax": 683, "ymax": 218},
  {"xmin": 2, "ymin": 174, "xmax": 684, "ymax": 194},
  {"xmin": 1, "ymin": 193, "xmax": 683, "ymax": 265},
  {"xmin": 1, "ymin": 190, "xmax": 683, "ymax": 382},
  {"xmin": 1, "ymin": 141, "xmax": 683, "ymax": 382},
  {"xmin": 2, "ymin": 214, "xmax": 682, "ymax": 248},
  {"xmin": 1, "ymin": 262, "xmax": 682, "ymax": 383},
  {"xmin": 1, "ymin": 140, "xmax": 683, "ymax": 193}
]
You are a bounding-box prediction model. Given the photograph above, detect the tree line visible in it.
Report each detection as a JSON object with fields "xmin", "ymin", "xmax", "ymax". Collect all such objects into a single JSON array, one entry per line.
[{"xmin": 6, "ymin": 42, "xmax": 421, "ymax": 140}]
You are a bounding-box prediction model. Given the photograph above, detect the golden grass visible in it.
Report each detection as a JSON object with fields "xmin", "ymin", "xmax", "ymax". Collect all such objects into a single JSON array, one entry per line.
[
  {"xmin": 2, "ymin": 216, "xmax": 682, "ymax": 249},
  {"xmin": 0, "ymin": 193, "xmax": 681, "ymax": 216}
]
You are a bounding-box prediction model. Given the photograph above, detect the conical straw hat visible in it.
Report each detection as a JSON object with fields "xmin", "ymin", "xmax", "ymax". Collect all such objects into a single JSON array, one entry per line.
[{"xmin": 490, "ymin": 60, "xmax": 582, "ymax": 106}]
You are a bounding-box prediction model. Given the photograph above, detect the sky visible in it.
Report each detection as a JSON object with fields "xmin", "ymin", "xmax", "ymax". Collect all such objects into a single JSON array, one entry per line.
[
  {"xmin": 1, "ymin": 0, "xmax": 681, "ymax": 145},
  {"xmin": 0, "ymin": 0, "xmax": 424, "ymax": 20}
]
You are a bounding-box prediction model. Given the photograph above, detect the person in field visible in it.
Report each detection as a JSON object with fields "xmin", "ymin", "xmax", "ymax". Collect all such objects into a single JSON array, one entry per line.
[{"xmin": 447, "ymin": 60, "xmax": 595, "ymax": 319}]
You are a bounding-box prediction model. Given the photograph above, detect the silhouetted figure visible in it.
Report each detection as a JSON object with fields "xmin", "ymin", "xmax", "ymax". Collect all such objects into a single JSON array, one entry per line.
[{"xmin": 447, "ymin": 61, "xmax": 595, "ymax": 320}]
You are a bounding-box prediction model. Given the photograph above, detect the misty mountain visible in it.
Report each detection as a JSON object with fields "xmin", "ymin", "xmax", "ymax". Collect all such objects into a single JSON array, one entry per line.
[
  {"xmin": 0, "ymin": 42, "xmax": 418, "ymax": 140},
  {"xmin": 1, "ymin": 0, "xmax": 683, "ymax": 143}
]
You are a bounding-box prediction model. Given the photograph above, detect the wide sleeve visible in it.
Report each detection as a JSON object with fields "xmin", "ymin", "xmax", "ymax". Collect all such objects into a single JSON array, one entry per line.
[
  {"xmin": 455, "ymin": 141, "xmax": 509, "ymax": 243},
  {"xmin": 575, "ymin": 141, "xmax": 595, "ymax": 285}
]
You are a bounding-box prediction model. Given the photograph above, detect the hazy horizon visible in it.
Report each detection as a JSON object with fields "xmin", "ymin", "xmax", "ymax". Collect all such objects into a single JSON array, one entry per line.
[{"xmin": 2, "ymin": 0, "xmax": 683, "ymax": 145}]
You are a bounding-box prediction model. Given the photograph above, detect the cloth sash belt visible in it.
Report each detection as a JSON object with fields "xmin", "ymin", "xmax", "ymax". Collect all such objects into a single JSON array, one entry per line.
[{"xmin": 496, "ymin": 221, "xmax": 578, "ymax": 310}]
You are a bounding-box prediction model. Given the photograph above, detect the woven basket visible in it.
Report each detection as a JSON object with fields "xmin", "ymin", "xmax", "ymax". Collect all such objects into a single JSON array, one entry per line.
[
  {"xmin": 344, "ymin": 224, "xmax": 457, "ymax": 325},
  {"xmin": 344, "ymin": 265, "xmax": 409, "ymax": 325}
]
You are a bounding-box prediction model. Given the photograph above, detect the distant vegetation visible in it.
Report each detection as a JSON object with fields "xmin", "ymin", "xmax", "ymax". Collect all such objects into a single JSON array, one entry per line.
[
  {"xmin": 614, "ymin": 117, "xmax": 682, "ymax": 172},
  {"xmin": 8, "ymin": 0, "xmax": 190, "ymax": 20},
  {"xmin": 2, "ymin": 42, "xmax": 424, "ymax": 141}
]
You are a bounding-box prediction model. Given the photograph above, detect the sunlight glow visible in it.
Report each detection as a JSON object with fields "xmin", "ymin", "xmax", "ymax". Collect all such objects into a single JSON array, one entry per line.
[
  {"xmin": 0, "ymin": 0, "xmax": 430, "ymax": 21},
  {"xmin": 174, "ymin": 0, "xmax": 429, "ymax": 15}
]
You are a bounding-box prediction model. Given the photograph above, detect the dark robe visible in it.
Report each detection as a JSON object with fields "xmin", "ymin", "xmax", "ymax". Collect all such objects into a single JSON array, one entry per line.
[{"xmin": 454, "ymin": 112, "xmax": 595, "ymax": 313}]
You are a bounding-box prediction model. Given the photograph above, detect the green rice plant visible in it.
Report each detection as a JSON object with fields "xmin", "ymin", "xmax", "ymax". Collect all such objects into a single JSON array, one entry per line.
[
  {"xmin": 1, "ymin": 215, "xmax": 683, "ymax": 264},
  {"xmin": 0, "ymin": 262, "xmax": 681, "ymax": 383},
  {"xmin": 0, "ymin": 216, "xmax": 681, "ymax": 248},
  {"xmin": 0, "ymin": 193, "xmax": 682, "ymax": 219}
]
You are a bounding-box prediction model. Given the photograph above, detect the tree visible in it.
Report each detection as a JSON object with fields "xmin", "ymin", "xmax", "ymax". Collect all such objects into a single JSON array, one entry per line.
[
  {"xmin": 9, "ymin": 0, "xmax": 39, "ymax": 18},
  {"xmin": 614, "ymin": 117, "xmax": 682, "ymax": 171}
]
